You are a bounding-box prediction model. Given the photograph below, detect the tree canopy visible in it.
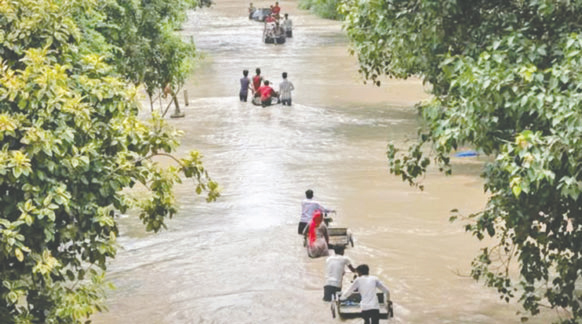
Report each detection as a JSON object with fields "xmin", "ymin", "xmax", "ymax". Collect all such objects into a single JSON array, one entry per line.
[
  {"xmin": 100, "ymin": 0, "xmax": 198, "ymax": 112},
  {"xmin": 299, "ymin": 0, "xmax": 344, "ymax": 20},
  {"xmin": 342, "ymin": 0, "xmax": 582, "ymax": 322},
  {"xmin": 0, "ymin": 0, "xmax": 218, "ymax": 322}
]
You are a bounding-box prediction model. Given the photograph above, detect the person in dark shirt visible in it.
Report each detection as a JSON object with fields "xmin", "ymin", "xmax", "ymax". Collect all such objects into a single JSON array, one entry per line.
[
  {"xmin": 248, "ymin": 2, "xmax": 255, "ymax": 18},
  {"xmin": 239, "ymin": 70, "xmax": 251, "ymax": 102}
]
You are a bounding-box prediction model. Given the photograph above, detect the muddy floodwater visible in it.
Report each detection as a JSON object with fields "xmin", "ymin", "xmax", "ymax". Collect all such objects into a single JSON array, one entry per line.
[{"xmin": 94, "ymin": 1, "xmax": 560, "ymax": 323}]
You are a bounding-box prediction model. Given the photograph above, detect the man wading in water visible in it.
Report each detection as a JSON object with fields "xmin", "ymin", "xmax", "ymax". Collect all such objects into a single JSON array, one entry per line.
[
  {"xmin": 239, "ymin": 69, "xmax": 251, "ymax": 102},
  {"xmin": 340, "ymin": 264, "xmax": 391, "ymax": 324},
  {"xmin": 252, "ymin": 68, "xmax": 263, "ymax": 93},
  {"xmin": 323, "ymin": 245, "xmax": 355, "ymax": 301},
  {"xmin": 257, "ymin": 80, "xmax": 276, "ymax": 107},
  {"xmin": 298, "ymin": 189, "xmax": 334, "ymax": 235},
  {"xmin": 279, "ymin": 72, "xmax": 294, "ymax": 106},
  {"xmin": 282, "ymin": 13, "xmax": 292, "ymax": 37}
]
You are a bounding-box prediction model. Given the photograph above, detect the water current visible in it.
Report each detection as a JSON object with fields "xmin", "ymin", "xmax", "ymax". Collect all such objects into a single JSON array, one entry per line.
[{"xmin": 94, "ymin": 1, "xmax": 560, "ymax": 323}]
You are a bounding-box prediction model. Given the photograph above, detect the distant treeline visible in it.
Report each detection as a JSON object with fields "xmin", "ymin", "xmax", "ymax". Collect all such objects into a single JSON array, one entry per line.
[{"xmin": 298, "ymin": 0, "xmax": 343, "ymax": 20}]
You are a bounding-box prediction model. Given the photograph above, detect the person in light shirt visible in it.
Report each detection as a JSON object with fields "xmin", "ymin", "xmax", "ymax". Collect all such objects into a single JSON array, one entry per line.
[
  {"xmin": 340, "ymin": 264, "xmax": 391, "ymax": 324},
  {"xmin": 279, "ymin": 72, "xmax": 295, "ymax": 106},
  {"xmin": 323, "ymin": 245, "xmax": 356, "ymax": 301},
  {"xmin": 298, "ymin": 189, "xmax": 333, "ymax": 235},
  {"xmin": 282, "ymin": 13, "xmax": 293, "ymax": 37}
]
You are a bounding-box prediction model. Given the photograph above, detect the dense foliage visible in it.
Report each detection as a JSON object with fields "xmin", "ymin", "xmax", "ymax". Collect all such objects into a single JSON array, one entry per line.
[
  {"xmin": 299, "ymin": 0, "xmax": 343, "ymax": 20},
  {"xmin": 0, "ymin": 0, "xmax": 218, "ymax": 322},
  {"xmin": 100, "ymin": 0, "xmax": 198, "ymax": 112},
  {"xmin": 343, "ymin": 0, "xmax": 582, "ymax": 322}
]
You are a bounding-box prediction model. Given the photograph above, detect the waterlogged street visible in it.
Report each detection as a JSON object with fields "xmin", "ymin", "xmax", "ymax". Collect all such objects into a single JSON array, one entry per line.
[{"xmin": 94, "ymin": 1, "xmax": 559, "ymax": 323}]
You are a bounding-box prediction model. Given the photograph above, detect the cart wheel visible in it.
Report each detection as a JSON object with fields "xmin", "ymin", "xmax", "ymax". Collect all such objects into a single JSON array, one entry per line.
[{"xmin": 330, "ymin": 303, "xmax": 336, "ymax": 319}]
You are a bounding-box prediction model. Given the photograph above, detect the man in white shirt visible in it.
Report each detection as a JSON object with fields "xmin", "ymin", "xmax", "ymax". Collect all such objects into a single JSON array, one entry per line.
[
  {"xmin": 299, "ymin": 189, "xmax": 333, "ymax": 234},
  {"xmin": 279, "ymin": 72, "xmax": 295, "ymax": 106},
  {"xmin": 340, "ymin": 264, "xmax": 391, "ymax": 324},
  {"xmin": 323, "ymin": 246, "xmax": 356, "ymax": 301},
  {"xmin": 282, "ymin": 13, "xmax": 293, "ymax": 37}
]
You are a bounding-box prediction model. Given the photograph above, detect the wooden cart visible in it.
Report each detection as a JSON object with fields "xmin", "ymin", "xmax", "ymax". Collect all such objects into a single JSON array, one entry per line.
[
  {"xmin": 302, "ymin": 216, "xmax": 354, "ymax": 249},
  {"xmin": 331, "ymin": 292, "xmax": 393, "ymax": 320}
]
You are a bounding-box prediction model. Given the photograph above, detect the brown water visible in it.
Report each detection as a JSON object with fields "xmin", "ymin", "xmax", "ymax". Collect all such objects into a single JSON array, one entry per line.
[{"xmin": 94, "ymin": 1, "xmax": 561, "ymax": 323}]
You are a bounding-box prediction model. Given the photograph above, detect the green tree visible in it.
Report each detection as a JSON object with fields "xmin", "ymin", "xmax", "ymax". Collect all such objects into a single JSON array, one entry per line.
[
  {"xmin": 0, "ymin": 0, "xmax": 218, "ymax": 322},
  {"xmin": 343, "ymin": 0, "xmax": 582, "ymax": 322},
  {"xmin": 99, "ymin": 0, "xmax": 197, "ymax": 114},
  {"xmin": 299, "ymin": 0, "xmax": 343, "ymax": 20}
]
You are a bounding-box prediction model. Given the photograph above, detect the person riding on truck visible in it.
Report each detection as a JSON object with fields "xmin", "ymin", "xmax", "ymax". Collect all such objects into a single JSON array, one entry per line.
[{"xmin": 272, "ymin": 2, "xmax": 281, "ymax": 18}]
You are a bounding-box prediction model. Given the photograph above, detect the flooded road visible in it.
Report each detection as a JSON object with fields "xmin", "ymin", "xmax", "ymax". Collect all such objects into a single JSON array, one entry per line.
[{"xmin": 94, "ymin": 1, "xmax": 559, "ymax": 323}]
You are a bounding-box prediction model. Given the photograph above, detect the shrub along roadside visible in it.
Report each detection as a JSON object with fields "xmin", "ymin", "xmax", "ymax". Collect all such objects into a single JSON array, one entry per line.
[
  {"xmin": 0, "ymin": 0, "xmax": 218, "ymax": 323},
  {"xmin": 299, "ymin": 0, "xmax": 344, "ymax": 20}
]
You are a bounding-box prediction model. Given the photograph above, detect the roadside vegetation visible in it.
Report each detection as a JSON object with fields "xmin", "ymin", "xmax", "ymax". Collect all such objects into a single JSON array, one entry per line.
[
  {"xmin": 342, "ymin": 0, "xmax": 582, "ymax": 322},
  {"xmin": 0, "ymin": 0, "xmax": 218, "ymax": 322},
  {"xmin": 298, "ymin": 0, "xmax": 343, "ymax": 20}
]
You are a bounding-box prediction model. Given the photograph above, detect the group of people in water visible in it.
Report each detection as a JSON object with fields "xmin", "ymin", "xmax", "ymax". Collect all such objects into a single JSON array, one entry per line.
[
  {"xmin": 266, "ymin": 12, "xmax": 293, "ymax": 40},
  {"xmin": 300, "ymin": 189, "xmax": 391, "ymax": 324},
  {"xmin": 249, "ymin": 2, "xmax": 293, "ymax": 40},
  {"xmin": 239, "ymin": 68, "xmax": 295, "ymax": 107},
  {"xmin": 244, "ymin": 5, "xmax": 389, "ymax": 321}
]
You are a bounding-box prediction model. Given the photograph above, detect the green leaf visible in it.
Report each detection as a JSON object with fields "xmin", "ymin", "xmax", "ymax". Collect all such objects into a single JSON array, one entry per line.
[{"xmin": 14, "ymin": 248, "xmax": 24, "ymax": 262}]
